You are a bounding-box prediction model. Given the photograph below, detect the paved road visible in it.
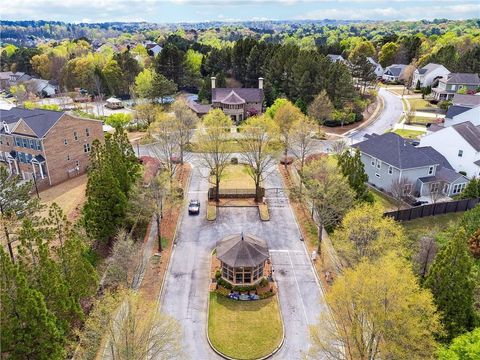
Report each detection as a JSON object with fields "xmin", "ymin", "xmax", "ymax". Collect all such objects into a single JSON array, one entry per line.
[
  {"xmin": 158, "ymin": 158, "xmax": 328, "ymax": 359},
  {"xmin": 346, "ymin": 87, "xmax": 403, "ymax": 143}
]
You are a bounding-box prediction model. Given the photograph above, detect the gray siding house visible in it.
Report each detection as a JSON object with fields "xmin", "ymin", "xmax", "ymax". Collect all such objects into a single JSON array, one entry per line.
[
  {"xmin": 353, "ymin": 133, "xmax": 468, "ymax": 198},
  {"xmin": 432, "ymin": 73, "xmax": 480, "ymax": 101}
]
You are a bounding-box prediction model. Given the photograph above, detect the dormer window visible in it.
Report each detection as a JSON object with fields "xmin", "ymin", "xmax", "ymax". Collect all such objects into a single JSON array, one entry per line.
[
  {"xmin": 428, "ymin": 166, "xmax": 434, "ymax": 175},
  {"xmin": 2, "ymin": 122, "xmax": 10, "ymax": 134}
]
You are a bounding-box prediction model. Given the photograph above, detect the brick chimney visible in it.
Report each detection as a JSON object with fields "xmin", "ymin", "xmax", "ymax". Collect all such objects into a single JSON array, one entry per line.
[
  {"xmin": 211, "ymin": 76, "xmax": 216, "ymax": 89},
  {"xmin": 258, "ymin": 77, "xmax": 264, "ymax": 90}
]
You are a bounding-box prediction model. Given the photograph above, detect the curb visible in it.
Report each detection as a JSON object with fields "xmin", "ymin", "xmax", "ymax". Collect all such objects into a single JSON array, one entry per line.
[{"xmin": 343, "ymin": 92, "xmax": 384, "ymax": 137}]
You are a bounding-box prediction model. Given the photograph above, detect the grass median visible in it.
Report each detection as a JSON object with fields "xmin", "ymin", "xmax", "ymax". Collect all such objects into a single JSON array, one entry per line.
[{"xmin": 208, "ymin": 292, "xmax": 283, "ymax": 360}]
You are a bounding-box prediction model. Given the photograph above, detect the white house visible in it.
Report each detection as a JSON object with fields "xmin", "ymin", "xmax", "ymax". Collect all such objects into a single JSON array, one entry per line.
[
  {"xmin": 444, "ymin": 105, "xmax": 480, "ymax": 127},
  {"xmin": 367, "ymin": 57, "xmax": 383, "ymax": 78},
  {"xmin": 382, "ymin": 64, "xmax": 407, "ymax": 82},
  {"xmin": 420, "ymin": 121, "xmax": 480, "ymax": 178},
  {"xmin": 327, "ymin": 54, "xmax": 346, "ymax": 63},
  {"xmin": 411, "ymin": 63, "xmax": 450, "ymax": 89}
]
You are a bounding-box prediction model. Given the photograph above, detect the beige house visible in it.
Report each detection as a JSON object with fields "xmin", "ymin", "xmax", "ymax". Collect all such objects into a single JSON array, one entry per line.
[{"xmin": 0, "ymin": 107, "xmax": 104, "ymax": 189}]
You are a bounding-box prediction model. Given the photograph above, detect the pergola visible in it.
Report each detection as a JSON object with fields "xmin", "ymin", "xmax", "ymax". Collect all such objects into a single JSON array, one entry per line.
[{"xmin": 216, "ymin": 233, "xmax": 269, "ymax": 285}]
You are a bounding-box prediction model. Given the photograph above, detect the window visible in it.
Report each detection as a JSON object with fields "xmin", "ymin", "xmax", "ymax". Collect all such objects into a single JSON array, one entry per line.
[
  {"xmin": 371, "ymin": 157, "xmax": 375, "ymax": 166},
  {"xmin": 75, "ymin": 160, "xmax": 80, "ymax": 167},
  {"xmin": 388, "ymin": 166, "xmax": 393, "ymax": 174},
  {"xmin": 83, "ymin": 143, "xmax": 91, "ymax": 153},
  {"xmin": 376, "ymin": 160, "xmax": 381, "ymax": 169},
  {"xmin": 430, "ymin": 182, "xmax": 439, "ymax": 193},
  {"xmin": 458, "ymin": 150, "xmax": 463, "ymax": 157},
  {"xmin": 375, "ymin": 173, "xmax": 380, "ymax": 178},
  {"xmin": 3, "ymin": 123, "xmax": 10, "ymax": 134},
  {"xmin": 29, "ymin": 139, "xmax": 35, "ymax": 149},
  {"xmin": 428, "ymin": 166, "xmax": 434, "ymax": 175},
  {"xmin": 36, "ymin": 140, "xmax": 42, "ymax": 150},
  {"xmin": 67, "ymin": 154, "xmax": 70, "ymax": 161},
  {"xmin": 64, "ymin": 138, "xmax": 68, "ymax": 146},
  {"xmin": 73, "ymin": 131, "xmax": 78, "ymax": 141},
  {"xmin": 22, "ymin": 138, "xmax": 28, "ymax": 148},
  {"xmin": 452, "ymin": 183, "xmax": 467, "ymax": 194},
  {"xmin": 14, "ymin": 137, "xmax": 22, "ymax": 147},
  {"xmin": 85, "ymin": 128, "xmax": 90, "ymax": 137}
]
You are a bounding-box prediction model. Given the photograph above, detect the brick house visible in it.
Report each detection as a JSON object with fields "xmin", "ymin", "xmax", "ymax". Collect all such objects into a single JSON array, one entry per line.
[{"xmin": 0, "ymin": 107, "xmax": 104, "ymax": 189}]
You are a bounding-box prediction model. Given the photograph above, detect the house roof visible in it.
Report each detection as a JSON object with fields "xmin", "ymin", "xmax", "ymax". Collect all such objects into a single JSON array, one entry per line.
[
  {"xmin": 474, "ymin": 159, "xmax": 480, "ymax": 166},
  {"xmin": 366, "ymin": 57, "xmax": 379, "ymax": 66},
  {"xmin": 353, "ymin": 132, "xmax": 437, "ymax": 169},
  {"xmin": 417, "ymin": 146, "xmax": 454, "ymax": 170},
  {"xmin": 220, "ymin": 90, "xmax": 246, "ymax": 105},
  {"xmin": 212, "ymin": 88, "xmax": 263, "ymax": 103},
  {"xmin": 446, "ymin": 105, "xmax": 472, "ymax": 119},
  {"xmin": 216, "ymin": 233, "xmax": 269, "ymax": 268},
  {"xmin": 427, "ymin": 123, "xmax": 445, "ymax": 133},
  {"xmin": 418, "ymin": 63, "xmax": 446, "ymax": 75},
  {"xmin": 106, "ymin": 97, "xmax": 122, "ymax": 103},
  {"xmin": 452, "ymin": 121, "xmax": 480, "ymax": 151},
  {"xmin": 327, "ymin": 54, "xmax": 344, "ymax": 61},
  {"xmin": 0, "ymin": 107, "xmax": 64, "ymax": 138},
  {"xmin": 442, "ymin": 73, "xmax": 480, "ymax": 85},
  {"xmin": 453, "ymin": 94, "xmax": 480, "ymax": 107},
  {"xmin": 418, "ymin": 167, "xmax": 466, "ymax": 184},
  {"xmin": 187, "ymin": 100, "xmax": 211, "ymax": 114},
  {"xmin": 385, "ymin": 64, "xmax": 407, "ymax": 77}
]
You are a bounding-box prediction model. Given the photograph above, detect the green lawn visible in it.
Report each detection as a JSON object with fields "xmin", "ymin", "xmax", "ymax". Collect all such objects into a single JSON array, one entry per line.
[
  {"xmin": 392, "ymin": 129, "xmax": 425, "ymax": 139},
  {"xmin": 410, "ymin": 116, "xmax": 435, "ymax": 125},
  {"xmin": 218, "ymin": 164, "xmax": 255, "ymax": 190},
  {"xmin": 407, "ymin": 97, "xmax": 436, "ymax": 110},
  {"xmin": 370, "ymin": 187, "xmax": 399, "ymax": 212},
  {"xmin": 208, "ymin": 292, "xmax": 283, "ymax": 360}
]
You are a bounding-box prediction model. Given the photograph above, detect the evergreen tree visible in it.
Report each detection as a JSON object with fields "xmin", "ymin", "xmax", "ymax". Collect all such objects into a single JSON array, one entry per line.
[
  {"xmin": 83, "ymin": 139, "xmax": 129, "ymax": 243},
  {"xmin": 350, "ymin": 55, "xmax": 377, "ymax": 95},
  {"xmin": 337, "ymin": 148, "xmax": 374, "ymax": 203},
  {"xmin": 425, "ymin": 227, "xmax": 478, "ymax": 341},
  {"xmin": 459, "ymin": 177, "xmax": 480, "ymax": 199},
  {"xmin": 326, "ymin": 62, "xmax": 354, "ymax": 107},
  {"xmin": 151, "ymin": 72, "xmax": 178, "ymax": 103},
  {"xmin": 155, "ymin": 43, "xmax": 185, "ymax": 86},
  {"xmin": 1, "ymin": 246, "xmax": 66, "ymax": 359}
]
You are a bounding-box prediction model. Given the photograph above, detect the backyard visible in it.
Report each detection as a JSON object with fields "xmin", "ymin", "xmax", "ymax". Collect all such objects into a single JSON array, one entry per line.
[
  {"xmin": 401, "ymin": 212, "xmax": 463, "ymax": 244},
  {"xmin": 208, "ymin": 293, "xmax": 283, "ymax": 360},
  {"xmin": 406, "ymin": 97, "xmax": 437, "ymax": 110}
]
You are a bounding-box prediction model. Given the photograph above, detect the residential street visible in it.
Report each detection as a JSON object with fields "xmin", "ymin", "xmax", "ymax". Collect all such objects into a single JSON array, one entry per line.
[{"xmin": 158, "ymin": 158, "xmax": 328, "ymax": 359}]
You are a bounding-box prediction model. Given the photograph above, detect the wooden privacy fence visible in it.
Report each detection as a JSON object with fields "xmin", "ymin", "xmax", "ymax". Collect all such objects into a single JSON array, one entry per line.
[
  {"xmin": 208, "ymin": 187, "xmax": 265, "ymax": 199},
  {"xmin": 384, "ymin": 198, "xmax": 480, "ymax": 221}
]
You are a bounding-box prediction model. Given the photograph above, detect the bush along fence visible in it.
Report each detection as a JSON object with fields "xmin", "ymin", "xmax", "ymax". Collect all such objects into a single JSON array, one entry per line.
[{"xmin": 384, "ymin": 198, "xmax": 479, "ymax": 221}]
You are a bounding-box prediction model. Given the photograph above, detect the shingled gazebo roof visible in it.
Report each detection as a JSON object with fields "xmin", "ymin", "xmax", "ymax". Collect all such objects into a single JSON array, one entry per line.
[{"xmin": 216, "ymin": 233, "xmax": 269, "ymax": 268}]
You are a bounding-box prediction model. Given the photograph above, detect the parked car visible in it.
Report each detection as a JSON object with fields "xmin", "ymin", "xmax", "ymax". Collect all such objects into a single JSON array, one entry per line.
[
  {"xmin": 188, "ymin": 200, "xmax": 200, "ymax": 215},
  {"xmin": 412, "ymin": 200, "xmax": 428, "ymax": 207}
]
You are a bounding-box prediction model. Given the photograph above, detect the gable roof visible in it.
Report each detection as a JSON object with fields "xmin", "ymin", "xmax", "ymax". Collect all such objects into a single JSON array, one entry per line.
[
  {"xmin": 418, "ymin": 63, "xmax": 446, "ymax": 75},
  {"xmin": 446, "ymin": 105, "xmax": 472, "ymax": 119},
  {"xmin": 353, "ymin": 132, "xmax": 437, "ymax": 169},
  {"xmin": 187, "ymin": 100, "xmax": 211, "ymax": 115},
  {"xmin": 212, "ymin": 88, "xmax": 263, "ymax": 103},
  {"xmin": 216, "ymin": 233, "xmax": 269, "ymax": 268},
  {"xmin": 452, "ymin": 121, "xmax": 480, "ymax": 151},
  {"xmin": 0, "ymin": 107, "xmax": 64, "ymax": 138},
  {"xmin": 452, "ymin": 94, "xmax": 480, "ymax": 107},
  {"xmin": 417, "ymin": 146, "xmax": 454, "ymax": 170},
  {"xmin": 442, "ymin": 73, "xmax": 480, "ymax": 85},
  {"xmin": 385, "ymin": 64, "xmax": 406, "ymax": 77}
]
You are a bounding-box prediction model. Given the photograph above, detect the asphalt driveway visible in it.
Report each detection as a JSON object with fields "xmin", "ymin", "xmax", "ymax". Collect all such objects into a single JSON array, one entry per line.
[{"xmin": 158, "ymin": 158, "xmax": 327, "ymax": 359}]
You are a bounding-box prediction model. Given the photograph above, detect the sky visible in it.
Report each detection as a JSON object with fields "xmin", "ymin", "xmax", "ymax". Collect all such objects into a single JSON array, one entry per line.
[{"xmin": 1, "ymin": 0, "xmax": 479, "ymax": 24}]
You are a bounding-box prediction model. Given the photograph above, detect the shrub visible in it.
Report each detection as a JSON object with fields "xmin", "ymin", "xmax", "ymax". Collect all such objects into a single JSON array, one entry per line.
[
  {"xmin": 230, "ymin": 157, "xmax": 238, "ymax": 164},
  {"xmin": 232, "ymin": 284, "xmax": 256, "ymax": 292},
  {"xmin": 259, "ymin": 278, "xmax": 269, "ymax": 287},
  {"xmin": 438, "ymin": 100, "xmax": 452, "ymax": 111},
  {"xmin": 217, "ymin": 278, "xmax": 233, "ymax": 289},
  {"xmin": 215, "ymin": 270, "xmax": 221, "ymax": 280}
]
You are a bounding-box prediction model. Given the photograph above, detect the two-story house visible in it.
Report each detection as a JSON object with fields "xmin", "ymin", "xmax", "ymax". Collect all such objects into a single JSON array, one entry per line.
[
  {"xmin": 0, "ymin": 107, "xmax": 104, "ymax": 189},
  {"xmin": 419, "ymin": 121, "xmax": 480, "ymax": 178},
  {"xmin": 354, "ymin": 132, "xmax": 468, "ymax": 198},
  {"xmin": 411, "ymin": 63, "xmax": 450, "ymax": 89},
  {"xmin": 432, "ymin": 73, "xmax": 480, "ymax": 101},
  {"xmin": 188, "ymin": 77, "xmax": 264, "ymax": 124},
  {"xmin": 382, "ymin": 64, "xmax": 407, "ymax": 82}
]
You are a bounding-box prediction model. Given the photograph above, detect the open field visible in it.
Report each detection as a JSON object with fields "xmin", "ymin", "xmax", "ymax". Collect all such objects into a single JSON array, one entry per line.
[
  {"xmin": 208, "ymin": 292, "xmax": 283, "ymax": 360},
  {"xmin": 39, "ymin": 174, "xmax": 87, "ymax": 220},
  {"xmin": 218, "ymin": 164, "xmax": 255, "ymax": 189}
]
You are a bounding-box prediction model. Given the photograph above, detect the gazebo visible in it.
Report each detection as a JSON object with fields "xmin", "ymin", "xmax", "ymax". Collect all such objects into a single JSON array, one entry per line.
[{"xmin": 216, "ymin": 233, "xmax": 269, "ymax": 285}]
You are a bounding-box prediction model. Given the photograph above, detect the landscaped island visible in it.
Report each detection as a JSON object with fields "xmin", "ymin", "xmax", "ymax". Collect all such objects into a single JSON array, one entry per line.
[{"xmin": 208, "ymin": 292, "xmax": 283, "ymax": 360}]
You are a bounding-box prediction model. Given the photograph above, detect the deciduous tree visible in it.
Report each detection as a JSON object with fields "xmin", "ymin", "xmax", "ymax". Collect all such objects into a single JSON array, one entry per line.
[
  {"xmin": 289, "ymin": 115, "xmax": 319, "ymax": 173},
  {"xmin": 171, "ymin": 99, "xmax": 198, "ymax": 164},
  {"xmin": 307, "ymin": 90, "xmax": 334, "ymax": 124},
  {"xmin": 273, "ymin": 100, "xmax": 303, "ymax": 168}
]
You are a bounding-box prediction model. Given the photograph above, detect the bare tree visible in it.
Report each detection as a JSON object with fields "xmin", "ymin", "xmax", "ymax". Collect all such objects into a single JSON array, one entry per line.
[
  {"xmin": 329, "ymin": 139, "xmax": 348, "ymax": 156},
  {"xmin": 149, "ymin": 113, "xmax": 180, "ymax": 185},
  {"xmin": 239, "ymin": 115, "xmax": 279, "ymax": 202},
  {"xmin": 108, "ymin": 293, "xmax": 183, "ymax": 360},
  {"xmin": 289, "ymin": 115, "xmax": 319, "ymax": 173},
  {"xmin": 389, "ymin": 178, "xmax": 412, "ymax": 211},
  {"xmin": 428, "ymin": 179, "xmax": 447, "ymax": 204},
  {"xmin": 404, "ymin": 106, "xmax": 415, "ymax": 125},
  {"xmin": 105, "ymin": 230, "xmax": 140, "ymax": 288},
  {"xmin": 413, "ymin": 235, "xmax": 438, "ymax": 280},
  {"xmin": 172, "ymin": 99, "xmax": 198, "ymax": 164}
]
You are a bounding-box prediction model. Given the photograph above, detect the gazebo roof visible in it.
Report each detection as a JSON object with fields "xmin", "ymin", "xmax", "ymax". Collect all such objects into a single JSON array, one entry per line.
[
  {"xmin": 106, "ymin": 97, "xmax": 122, "ymax": 103},
  {"xmin": 216, "ymin": 233, "xmax": 269, "ymax": 268}
]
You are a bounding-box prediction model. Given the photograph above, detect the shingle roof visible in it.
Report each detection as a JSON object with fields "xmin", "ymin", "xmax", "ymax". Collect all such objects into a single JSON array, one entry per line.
[
  {"xmin": 212, "ymin": 88, "xmax": 263, "ymax": 103},
  {"xmin": 186, "ymin": 100, "xmax": 211, "ymax": 114},
  {"xmin": 418, "ymin": 63, "xmax": 445, "ymax": 75},
  {"xmin": 385, "ymin": 64, "xmax": 406, "ymax": 77},
  {"xmin": 452, "ymin": 121, "xmax": 480, "ymax": 151},
  {"xmin": 443, "ymin": 73, "xmax": 480, "ymax": 85},
  {"xmin": 0, "ymin": 107, "xmax": 64, "ymax": 138},
  {"xmin": 474, "ymin": 159, "xmax": 480, "ymax": 166},
  {"xmin": 216, "ymin": 233, "xmax": 269, "ymax": 268},
  {"xmin": 354, "ymin": 132, "xmax": 437, "ymax": 169},
  {"xmin": 446, "ymin": 105, "xmax": 471, "ymax": 119},
  {"xmin": 418, "ymin": 167, "xmax": 466, "ymax": 183},
  {"xmin": 453, "ymin": 94, "xmax": 480, "ymax": 107},
  {"xmin": 417, "ymin": 146, "xmax": 454, "ymax": 170},
  {"xmin": 220, "ymin": 90, "xmax": 246, "ymax": 105}
]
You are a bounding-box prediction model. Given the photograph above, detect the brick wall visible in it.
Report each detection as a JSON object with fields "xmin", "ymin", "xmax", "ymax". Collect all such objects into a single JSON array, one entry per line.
[{"xmin": 43, "ymin": 114, "xmax": 104, "ymax": 186}]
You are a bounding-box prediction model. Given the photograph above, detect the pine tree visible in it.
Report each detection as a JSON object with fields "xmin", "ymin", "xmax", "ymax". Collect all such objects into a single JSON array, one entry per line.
[
  {"xmin": 425, "ymin": 227, "xmax": 478, "ymax": 341},
  {"xmin": 1, "ymin": 246, "xmax": 66, "ymax": 359},
  {"xmin": 337, "ymin": 148, "xmax": 374, "ymax": 203}
]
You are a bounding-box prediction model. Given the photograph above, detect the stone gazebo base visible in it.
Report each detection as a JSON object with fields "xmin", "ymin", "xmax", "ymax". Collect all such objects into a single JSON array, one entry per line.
[{"xmin": 210, "ymin": 253, "xmax": 276, "ymax": 300}]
